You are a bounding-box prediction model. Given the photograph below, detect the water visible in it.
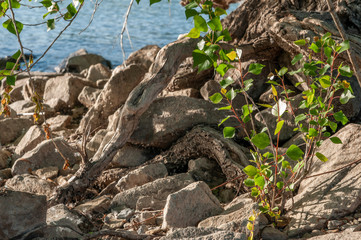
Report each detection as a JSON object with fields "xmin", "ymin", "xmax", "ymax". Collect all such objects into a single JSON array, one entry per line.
[{"xmin": 0, "ymin": 0, "xmax": 239, "ymax": 72}]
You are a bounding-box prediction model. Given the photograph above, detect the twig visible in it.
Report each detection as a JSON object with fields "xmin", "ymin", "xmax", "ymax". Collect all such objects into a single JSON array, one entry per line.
[
  {"xmin": 326, "ymin": 0, "xmax": 361, "ymax": 88},
  {"xmin": 79, "ymin": 0, "xmax": 103, "ymax": 34},
  {"xmin": 120, "ymin": 0, "xmax": 135, "ymax": 64}
]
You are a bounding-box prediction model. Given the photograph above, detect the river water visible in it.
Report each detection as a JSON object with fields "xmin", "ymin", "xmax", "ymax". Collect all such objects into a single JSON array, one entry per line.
[{"xmin": 0, "ymin": 0, "xmax": 239, "ymax": 72}]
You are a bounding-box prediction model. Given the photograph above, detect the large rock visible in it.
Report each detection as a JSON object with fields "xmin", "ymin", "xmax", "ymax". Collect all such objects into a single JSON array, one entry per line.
[
  {"xmin": 47, "ymin": 115, "xmax": 72, "ymax": 131},
  {"xmin": 0, "ymin": 190, "xmax": 46, "ymax": 239},
  {"xmin": 162, "ymin": 181, "xmax": 223, "ymax": 228},
  {"xmin": 129, "ymin": 96, "xmax": 235, "ymax": 148},
  {"xmin": 116, "ymin": 162, "xmax": 168, "ymax": 191},
  {"xmin": 12, "ymin": 137, "xmax": 79, "ymax": 176},
  {"xmin": 5, "ymin": 174, "xmax": 56, "ymax": 199},
  {"xmin": 0, "ymin": 118, "xmax": 32, "ymax": 145},
  {"xmin": 285, "ymin": 124, "xmax": 361, "ymax": 237},
  {"xmin": 86, "ymin": 63, "xmax": 112, "ymax": 82},
  {"xmin": 308, "ymin": 232, "xmax": 361, "ymax": 240},
  {"xmin": 55, "ymin": 48, "xmax": 112, "ymax": 73},
  {"xmin": 111, "ymin": 173, "xmax": 194, "ymax": 210},
  {"xmin": 0, "ymin": 149, "xmax": 11, "ymax": 170},
  {"xmin": 78, "ymin": 86, "xmax": 101, "ymax": 108},
  {"xmin": 198, "ymin": 194, "xmax": 259, "ymax": 235},
  {"xmin": 15, "ymin": 125, "xmax": 46, "ymax": 156},
  {"xmin": 78, "ymin": 64, "xmax": 147, "ymax": 132},
  {"xmin": 124, "ymin": 45, "xmax": 160, "ymax": 70},
  {"xmin": 43, "ymin": 75, "xmax": 96, "ymax": 111},
  {"xmin": 47, "ymin": 204, "xmax": 86, "ymax": 233},
  {"xmin": 22, "ymin": 75, "xmax": 51, "ymax": 101},
  {"xmin": 160, "ymin": 227, "xmax": 244, "ymax": 240}
]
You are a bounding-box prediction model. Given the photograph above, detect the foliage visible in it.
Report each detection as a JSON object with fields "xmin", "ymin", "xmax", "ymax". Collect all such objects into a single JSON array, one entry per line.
[{"xmin": 183, "ymin": 0, "xmax": 355, "ymax": 238}]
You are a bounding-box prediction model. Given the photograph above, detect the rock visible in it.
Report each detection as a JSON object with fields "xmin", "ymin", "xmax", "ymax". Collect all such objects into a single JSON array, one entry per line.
[
  {"xmin": 5, "ymin": 174, "xmax": 56, "ymax": 199},
  {"xmin": 75, "ymin": 195, "xmax": 112, "ymax": 215},
  {"xmin": 47, "ymin": 115, "xmax": 72, "ymax": 131},
  {"xmin": 160, "ymin": 88, "xmax": 200, "ymax": 98},
  {"xmin": 261, "ymin": 227, "xmax": 288, "ymax": 240},
  {"xmin": 0, "ymin": 105, "xmax": 17, "ymax": 119},
  {"xmin": 15, "ymin": 125, "xmax": 46, "ymax": 156},
  {"xmin": 44, "ymin": 75, "xmax": 96, "ymax": 111},
  {"xmin": 327, "ymin": 220, "xmax": 345, "ymax": 230},
  {"xmin": 129, "ymin": 96, "xmax": 235, "ymax": 148},
  {"xmin": 200, "ymin": 80, "xmax": 221, "ymax": 101},
  {"xmin": 136, "ymin": 196, "xmax": 167, "ymax": 211},
  {"xmin": 0, "ymin": 118, "xmax": 32, "ymax": 145},
  {"xmin": 162, "ymin": 181, "xmax": 223, "ymax": 228},
  {"xmin": 78, "ymin": 64, "xmax": 146, "ymax": 133},
  {"xmin": 33, "ymin": 166, "xmax": 59, "ymax": 180},
  {"xmin": 12, "ymin": 137, "xmax": 79, "ymax": 176},
  {"xmin": 0, "ymin": 190, "xmax": 46, "ymax": 239},
  {"xmin": 111, "ymin": 173, "xmax": 194, "ymax": 210},
  {"xmin": 8, "ymin": 78, "xmax": 27, "ymax": 101},
  {"xmin": 259, "ymin": 85, "xmax": 298, "ymax": 104},
  {"xmin": 86, "ymin": 129, "xmax": 107, "ymax": 157},
  {"xmin": 198, "ymin": 194, "xmax": 258, "ymax": 235},
  {"xmin": 308, "ymin": 231, "xmax": 361, "ymax": 240},
  {"xmin": 86, "ymin": 63, "xmax": 112, "ymax": 82},
  {"xmin": 116, "ymin": 162, "xmax": 168, "ymax": 191},
  {"xmin": 160, "ymin": 227, "xmax": 244, "ymax": 240},
  {"xmin": 111, "ymin": 144, "xmax": 150, "ymax": 168},
  {"xmin": 139, "ymin": 211, "xmax": 159, "ymax": 225},
  {"xmin": 22, "ymin": 75, "xmax": 50, "ymax": 101},
  {"xmin": 166, "ymin": 57, "xmax": 213, "ymax": 92},
  {"xmin": 124, "ymin": 45, "xmax": 160, "ymax": 71},
  {"xmin": 47, "ymin": 204, "xmax": 85, "ymax": 233},
  {"xmin": 78, "ymin": 86, "xmax": 101, "ymax": 108},
  {"xmin": 55, "ymin": 48, "xmax": 112, "ymax": 73},
  {"xmin": 0, "ymin": 149, "xmax": 11, "ymax": 169},
  {"xmin": 0, "ymin": 168, "xmax": 12, "ymax": 179},
  {"xmin": 8, "ymin": 100, "xmax": 34, "ymax": 113},
  {"xmin": 41, "ymin": 226, "xmax": 82, "ymax": 239},
  {"xmin": 285, "ymin": 124, "xmax": 361, "ymax": 237}
]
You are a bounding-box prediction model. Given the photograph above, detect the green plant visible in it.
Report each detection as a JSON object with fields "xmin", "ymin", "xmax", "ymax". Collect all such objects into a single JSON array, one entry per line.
[{"xmin": 183, "ymin": 0, "xmax": 355, "ymax": 238}]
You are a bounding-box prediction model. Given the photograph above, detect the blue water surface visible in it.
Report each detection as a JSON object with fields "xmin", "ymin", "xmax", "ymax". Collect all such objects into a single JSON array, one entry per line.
[{"xmin": 0, "ymin": 0, "xmax": 239, "ymax": 71}]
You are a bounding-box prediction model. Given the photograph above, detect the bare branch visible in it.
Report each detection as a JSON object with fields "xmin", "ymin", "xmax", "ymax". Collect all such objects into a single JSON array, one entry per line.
[{"xmin": 120, "ymin": 0, "xmax": 135, "ymax": 64}]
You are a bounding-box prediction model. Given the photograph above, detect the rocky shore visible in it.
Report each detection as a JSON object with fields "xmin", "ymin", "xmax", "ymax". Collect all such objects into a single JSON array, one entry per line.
[{"xmin": 1, "ymin": 1, "xmax": 361, "ymax": 239}]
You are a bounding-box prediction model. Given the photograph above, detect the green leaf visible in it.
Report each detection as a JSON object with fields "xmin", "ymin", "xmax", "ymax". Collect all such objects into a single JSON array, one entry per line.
[
  {"xmin": 282, "ymin": 161, "xmax": 290, "ymax": 169},
  {"xmin": 293, "ymin": 161, "xmax": 304, "ymax": 172},
  {"xmin": 248, "ymin": 63, "xmax": 265, "ymax": 75},
  {"xmin": 47, "ymin": 19, "xmax": 55, "ymax": 31},
  {"xmin": 12, "ymin": 50, "xmax": 21, "ymax": 60},
  {"xmin": 308, "ymin": 128, "xmax": 318, "ymax": 137},
  {"xmin": 243, "ymin": 165, "xmax": 258, "ymax": 177},
  {"xmin": 10, "ymin": 0, "xmax": 20, "ymax": 8},
  {"xmin": 254, "ymin": 175, "xmax": 265, "ymax": 189},
  {"xmin": 294, "ymin": 39, "xmax": 306, "ymax": 46},
  {"xmin": 185, "ymin": 1, "xmax": 198, "ymax": 9},
  {"xmin": 150, "ymin": 0, "xmax": 161, "ymax": 5},
  {"xmin": 286, "ymin": 144, "xmax": 304, "ymax": 161},
  {"xmin": 324, "ymin": 47, "xmax": 332, "ymax": 58},
  {"xmin": 274, "ymin": 120, "xmax": 284, "ymax": 135},
  {"xmin": 216, "ymin": 63, "xmax": 228, "ymax": 77},
  {"xmin": 309, "ymin": 42, "xmax": 320, "ymax": 53},
  {"xmin": 258, "ymin": 103, "xmax": 273, "ymax": 108},
  {"xmin": 338, "ymin": 65, "xmax": 353, "ymax": 78},
  {"xmin": 208, "ymin": 17, "xmax": 222, "ymax": 31},
  {"xmin": 340, "ymin": 89, "xmax": 355, "ymax": 104},
  {"xmin": 185, "ymin": 9, "xmax": 198, "ymax": 19},
  {"xmin": 218, "ymin": 116, "xmax": 230, "ymax": 126},
  {"xmin": 276, "ymin": 181, "xmax": 284, "ymax": 190},
  {"xmin": 243, "ymin": 79, "xmax": 254, "ymax": 91},
  {"xmin": 217, "ymin": 106, "xmax": 232, "ymax": 110},
  {"xmin": 194, "ymin": 15, "xmax": 208, "ymax": 32},
  {"xmin": 329, "ymin": 121, "xmax": 337, "ymax": 132},
  {"xmin": 41, "ymin": 0, "xmax": 52, "ymax": 7},
  {"xmin": 319, "ymin": 75, "xmax": 331, "ymax": 88},
  {"xmin": 219, "ymin": 77, "xmax": 234, "ymax": 88},
  {"xmin": 251, "ymin": 187, "xmax": 259, "ymax": 197},
  {"xmin": 223, "ymin": 126, "xmax": 235, "ymax": 138},
  {"xmin": 209, "ymin": 92, "xmax": 223, "ymax": 104},
  {"xmin": 334, "ymin": 110, "xmax": 348, "ymax": 125},
  {"xmin": 278, "ymin": 67, "xmax": 288, "ymax": 76},
  {"xmin": 244, "ymin": 178, "xmax": 255, "ymax": 187},
  {"xmin": 6, "ymin": 75, "xmax": 16, "ymax": 86},
  {"xmin": 187, "ymin": 28, "xmax": 200, "ymax": 38},
  {"xmin": 295, "ymin": 114, "xmax": 307, "ymax": 124},
  {"xmin": 214, "ymin": 7, "xmax": 227, "ymax": 16},
  {"xmin": 225, "ymin": 88, "xmax": 236, "ymax": 100},
  {"xmin": 316, "ymin": 152, "xmax": 328, "ymax": 162},
  {"xmin": 338, "ymin": 40, "xmax": 350, "ymax": 53},
  {"xmin": 291, "ymin": 54, "xmax": 303, "ymax": 65},
  {"xmin": 2, "ymin": 19, "xmax": 23, "ymax": 35},
  {"xmin": 330, "ymin": 137, "xmax": 342, "ymax": 144},
  {"xmin": 251, "ymin": 132, "xmax": 270, "ymax": 150}
]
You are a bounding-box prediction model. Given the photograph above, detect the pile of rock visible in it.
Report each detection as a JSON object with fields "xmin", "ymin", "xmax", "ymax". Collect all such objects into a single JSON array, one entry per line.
[{"xmin": 1, "ymin": 0, "xmax": 361, "ymax": 239}]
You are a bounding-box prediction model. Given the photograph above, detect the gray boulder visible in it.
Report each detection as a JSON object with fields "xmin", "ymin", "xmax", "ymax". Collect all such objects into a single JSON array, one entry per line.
[
  {"xmin": 160, "ymin": 227, "xmax": 245, "ymax": 240},
  {"xmin": 86, "ymin": 63, "xmax": 112, "ymax": 82},
  {"xmin": 15, "ymin": 125, "xmax": 46, "ymax": 156},
  {"xmin": 78, "ymin": 86, "xmax": 101, "ymax": 108},
  {"xmin": 0, "ymin": 118, "xmax": 32, "ymax": 145},
  {"xmin": 0, "ymin": 190, "xmax": 46, "ymax": 239},
  {"xmin": 162, "ymin": 181, "xmax": 223, "ymax": 228}
]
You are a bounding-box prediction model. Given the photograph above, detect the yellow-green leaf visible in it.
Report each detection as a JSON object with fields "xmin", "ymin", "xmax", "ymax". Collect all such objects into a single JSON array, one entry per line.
[{"xmin": 226, "ymin": 51, "xmax": 237, "ymax": 61}]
